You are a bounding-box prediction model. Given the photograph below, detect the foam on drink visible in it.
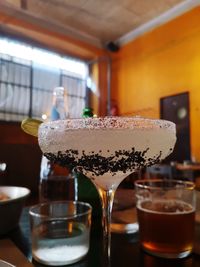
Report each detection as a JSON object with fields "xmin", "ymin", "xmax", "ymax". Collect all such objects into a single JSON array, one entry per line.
[{"xmin": 138, "ymin": 199, "xmax": 195, "ymax": 214}]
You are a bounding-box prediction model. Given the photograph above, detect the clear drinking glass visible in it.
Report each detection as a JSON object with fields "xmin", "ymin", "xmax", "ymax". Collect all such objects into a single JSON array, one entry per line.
[
  {"xmin": 38, "ymin": 116, "xmax": 176, "ymax": 265},
  {"xmin": 135, "ymin": 179, "xmax": 196, "ymax": 258},
  {"xmin": 29, "ymin": 201, "xmax": 92, "ymax": 266}
]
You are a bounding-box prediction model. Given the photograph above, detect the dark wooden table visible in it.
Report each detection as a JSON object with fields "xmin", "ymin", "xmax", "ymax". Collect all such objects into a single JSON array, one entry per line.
[{"xmin": 2, "ymin": 207, "xmax": 200, "ymax": 267}]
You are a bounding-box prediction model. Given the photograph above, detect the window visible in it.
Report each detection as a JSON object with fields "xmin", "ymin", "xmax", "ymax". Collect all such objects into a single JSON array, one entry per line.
[{"xmin": 0, "ymin": 37, "xmax": 88, "ymax": 121}]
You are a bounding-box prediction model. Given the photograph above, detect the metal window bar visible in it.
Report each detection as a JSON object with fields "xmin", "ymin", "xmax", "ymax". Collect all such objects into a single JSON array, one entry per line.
[
  {"xmin": 61, "ymin": 74, "xmax": 86, "ymax": 118},
  {"xmin": 0, "ymin": 55, "xmax": 87, "ymax": 121}
]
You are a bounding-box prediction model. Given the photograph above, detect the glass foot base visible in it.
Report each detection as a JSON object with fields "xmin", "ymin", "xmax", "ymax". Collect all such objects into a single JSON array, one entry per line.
[
  {"xmin": 143, "ymin": 248, "xmax": 192, "ymax": 259},
  {"xmin": 111, "ymin": 222, "xmax": 139, "ymax": 234}
]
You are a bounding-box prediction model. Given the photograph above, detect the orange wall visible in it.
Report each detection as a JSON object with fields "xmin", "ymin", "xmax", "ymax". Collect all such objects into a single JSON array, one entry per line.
[
  {"xmin": 111, "ymin": 7, "xmax": 200, "ymax": 161},
  {"xmin": 89, "ymin": 63, "xmax": 99, "ymax": 116}
]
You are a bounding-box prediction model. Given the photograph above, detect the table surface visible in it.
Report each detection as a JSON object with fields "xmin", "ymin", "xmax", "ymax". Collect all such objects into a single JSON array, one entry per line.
[{"xmin": 1, "ymin": 207, "xmax": 200, "ymax": 267}]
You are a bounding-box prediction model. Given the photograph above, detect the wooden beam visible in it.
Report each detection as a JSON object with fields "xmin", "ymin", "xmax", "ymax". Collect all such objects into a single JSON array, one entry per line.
[{"xmin": 0, "ymin": 2, "xmax": 105, "ymax": 60}]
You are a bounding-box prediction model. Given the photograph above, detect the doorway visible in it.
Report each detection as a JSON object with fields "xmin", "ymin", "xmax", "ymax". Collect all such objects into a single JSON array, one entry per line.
[{"xmin": 160, "ymin": 92, "xmax": 190, "ymax": 163}]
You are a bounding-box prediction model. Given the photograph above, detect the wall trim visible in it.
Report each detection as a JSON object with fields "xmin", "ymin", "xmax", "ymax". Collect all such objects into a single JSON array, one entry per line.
[{"xmin": 117, "ymin": 0, "xmax": 200, "ymax": 46}]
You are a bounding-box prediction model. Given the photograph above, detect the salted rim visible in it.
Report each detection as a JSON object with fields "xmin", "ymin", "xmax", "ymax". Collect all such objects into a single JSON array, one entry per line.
[{"xmin": 39, "ymin": 116, "xmax": 176, "ymax": 131}]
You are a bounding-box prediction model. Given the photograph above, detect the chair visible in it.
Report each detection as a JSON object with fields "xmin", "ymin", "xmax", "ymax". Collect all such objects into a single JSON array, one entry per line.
[
  {"xmin": 173, "ymin": 161, "xmax": 197, "ymax": 181},
  {"xmin": 146, "ymin": 164, "xmax": 173, "ymax": 179}
]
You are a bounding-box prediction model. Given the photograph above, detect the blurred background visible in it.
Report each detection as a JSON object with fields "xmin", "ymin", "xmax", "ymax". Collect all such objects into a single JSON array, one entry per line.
[{"xmin": 0, "ymin": 0, "xmax": 200, "ymax": 201}]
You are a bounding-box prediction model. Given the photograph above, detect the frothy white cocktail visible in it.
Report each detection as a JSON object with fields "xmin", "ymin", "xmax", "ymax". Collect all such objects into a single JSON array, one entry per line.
[{"xmin": 38, "ymin": 117, "xmax": 176, "ymax": 190}]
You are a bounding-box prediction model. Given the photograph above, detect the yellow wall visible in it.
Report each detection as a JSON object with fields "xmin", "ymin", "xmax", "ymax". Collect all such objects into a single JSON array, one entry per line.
[
  {"xmin": 89, "ymin": 63, "xmax": 99, "ymax": 116},
  {"xmin": 89, "ymin": 60, "xmax": 110, "ymax": 117},
  {"xmin": 111, "ymin": 7, "xmax": 200, "ymax": 161}
]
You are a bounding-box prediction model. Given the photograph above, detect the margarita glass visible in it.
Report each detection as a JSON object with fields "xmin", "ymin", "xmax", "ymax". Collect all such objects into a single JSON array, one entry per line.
[{"xmin": 38, "ymin": 117, "xmax": 176, "ymax": 265}]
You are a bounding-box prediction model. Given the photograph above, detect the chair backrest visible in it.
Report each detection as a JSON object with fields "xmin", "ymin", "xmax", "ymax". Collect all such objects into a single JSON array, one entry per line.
[{"xmin": 146, "ymin": 164, "xmax": 173, "ymax": 179}]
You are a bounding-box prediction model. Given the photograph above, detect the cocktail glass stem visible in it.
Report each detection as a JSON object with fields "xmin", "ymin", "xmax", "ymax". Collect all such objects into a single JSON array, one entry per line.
[{"xmin": 95, "ymin": 186, "xmax": 116, "ymax": 266}]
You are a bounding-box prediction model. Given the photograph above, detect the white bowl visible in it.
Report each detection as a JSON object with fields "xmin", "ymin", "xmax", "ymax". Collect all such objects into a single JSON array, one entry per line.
[
  {"xmin": 0, "ymin": 186, "xmax": 30, "ymax": 235},
  {"xmin": 0, "ymin": 260, "xmax": 15, "ymax": 267}
]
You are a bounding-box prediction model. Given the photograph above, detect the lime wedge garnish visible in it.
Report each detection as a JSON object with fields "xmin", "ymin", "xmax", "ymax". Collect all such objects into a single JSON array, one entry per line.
[{"xmin": 21, "ymin": 118, "xmax": 43, "ymax": 137}]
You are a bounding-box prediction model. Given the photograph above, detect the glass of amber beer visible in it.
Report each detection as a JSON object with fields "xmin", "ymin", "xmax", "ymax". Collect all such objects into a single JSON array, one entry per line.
[{"xmin": 135, "ymin": 179, "xmax": 196, "ymax": 258}]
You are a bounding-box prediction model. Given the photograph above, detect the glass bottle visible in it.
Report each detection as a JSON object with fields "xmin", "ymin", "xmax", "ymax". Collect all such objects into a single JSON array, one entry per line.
[
  {"xmin": 82, "ymin": 107, "xmax": 94, "ymax": 118},
  {"xmin": 39, "ymin": 87, "xmax": 77, "ymax": 202},
  {"xmin": 51, "ymin": 86, "xmax": 69, "ymax": 120}
]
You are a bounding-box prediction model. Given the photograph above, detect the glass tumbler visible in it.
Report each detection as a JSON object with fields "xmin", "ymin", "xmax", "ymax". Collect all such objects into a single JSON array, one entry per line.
[
  {"xmin": 135, "ymin": 179, "xmax": 196, "ymax": 259},
  {"xmin": 29, "ymin": 201, "xmax": 92, "ymax": 266}
]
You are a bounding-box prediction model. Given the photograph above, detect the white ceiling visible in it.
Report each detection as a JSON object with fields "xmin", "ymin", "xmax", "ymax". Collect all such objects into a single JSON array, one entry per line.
[{"xmin": 1, "ymin": 0, "xmax": 200, "ymax": 48}]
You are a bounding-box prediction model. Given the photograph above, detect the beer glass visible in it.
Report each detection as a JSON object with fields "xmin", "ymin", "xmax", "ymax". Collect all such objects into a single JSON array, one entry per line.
[{"xmin": 135, "ymin": 179, "xmax": 196, "ymax": 258}]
